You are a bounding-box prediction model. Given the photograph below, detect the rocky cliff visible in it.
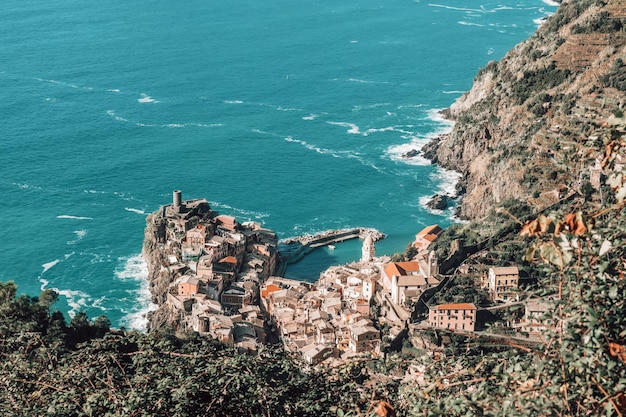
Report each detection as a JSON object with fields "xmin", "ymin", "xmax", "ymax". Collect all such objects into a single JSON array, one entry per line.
[
  {"xmin": 424, "ymin": 0, "xmax": 626, "ymax": 220},
  {"xmin": 142, "ymin": 213, "xmax": 181, "ymax": 331}
]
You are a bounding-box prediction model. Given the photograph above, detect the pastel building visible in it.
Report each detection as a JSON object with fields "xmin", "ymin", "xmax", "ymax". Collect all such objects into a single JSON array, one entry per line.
[
  {"xmin": 429, "ymin": 303, "xmax": 477, "ymax": 332},
  {"xmin": 488, "ymin": 266, "xmax": 519, "ymax": 301},
  {"xmin": 383, "ymin": 262, "xmax": 439, "ymax": 305},
  {"xmin": 413, "ymin": 224, "xmax": 444, "ymax": 250}
]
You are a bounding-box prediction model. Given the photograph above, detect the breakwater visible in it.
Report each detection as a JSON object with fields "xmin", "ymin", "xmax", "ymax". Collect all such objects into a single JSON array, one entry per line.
[{"xmin": 276, "ymin": 227, "xmax": 385, "ymax": 276}]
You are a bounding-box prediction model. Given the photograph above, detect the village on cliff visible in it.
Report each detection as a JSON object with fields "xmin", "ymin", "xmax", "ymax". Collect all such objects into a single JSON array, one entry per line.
[{"xmin": 143, "ymin": 190, "xmax": 554, "ymax": 366}]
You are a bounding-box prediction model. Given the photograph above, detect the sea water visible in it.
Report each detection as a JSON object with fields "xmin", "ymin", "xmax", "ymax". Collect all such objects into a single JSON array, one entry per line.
[{"xmin": 0, "ymin": 0, "xmax": 558, "ymax": 329}]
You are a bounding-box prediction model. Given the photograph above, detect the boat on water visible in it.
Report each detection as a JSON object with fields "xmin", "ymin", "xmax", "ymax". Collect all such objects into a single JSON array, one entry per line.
[{"xmin": 328, "ymin": 245, "xmax": 336, "ymax": 250}]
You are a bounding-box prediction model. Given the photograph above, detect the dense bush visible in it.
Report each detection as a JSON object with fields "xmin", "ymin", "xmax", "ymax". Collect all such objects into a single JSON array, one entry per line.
[
  {"xmin": 600, "ymin": 58, "xmax": 626, "ymax": 92},
  {"xmin": 571, "ymin": 11, "xmax": 624, "ymax": 33},
  {"xmin": 511, "ymin": 64, "xmax": 571, "ymax": 105}
]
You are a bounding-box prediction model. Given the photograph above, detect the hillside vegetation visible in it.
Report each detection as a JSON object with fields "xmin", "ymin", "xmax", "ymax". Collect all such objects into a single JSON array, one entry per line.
[{"xmin": 423, "ymin": 0, "xmax": 626, "ymax": 221}]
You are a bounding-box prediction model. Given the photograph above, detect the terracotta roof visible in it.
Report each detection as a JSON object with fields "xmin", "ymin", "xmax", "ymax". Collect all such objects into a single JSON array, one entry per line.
[
  {"xmin": 384, "ymin": 261, "xmax": 420, "ymax": 278},
  {"xmin": 432, "ymin": 303, "xmax": 477, "ymax": 311},
  {"xmin": 423, "ymin": 233, "xmax": 439, "ymax": 242},
  {"xmin": 219, "ymin": 256, "xmax": 238, "ymax": 264},
  {"xmin": 416, "ymin": 224, "xmax": 443, "ymax": 238}
]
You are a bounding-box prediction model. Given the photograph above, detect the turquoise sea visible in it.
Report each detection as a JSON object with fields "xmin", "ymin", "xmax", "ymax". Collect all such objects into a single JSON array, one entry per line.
[{"xmin": 0, "ymin": 0, "xmax": 557, "ymax": 329}]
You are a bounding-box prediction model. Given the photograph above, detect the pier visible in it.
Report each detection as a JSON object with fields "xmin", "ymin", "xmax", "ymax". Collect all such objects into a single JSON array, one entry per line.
[{"xmin": 275, "ymin": 227, "xmax": 385, "ymax": 276}]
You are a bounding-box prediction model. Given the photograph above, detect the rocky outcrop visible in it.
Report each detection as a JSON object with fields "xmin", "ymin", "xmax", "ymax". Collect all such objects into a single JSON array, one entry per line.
[
  {"xmin": 142, "ymin": 214, "xmax": 181, "ymax": 331},
  {"xmin": 425, "ymin": 194, "xmax": 449, "ymax": 211},
  {"xmin": 427, "ymin": 0, "xmax": 626, "ymax": 220}
]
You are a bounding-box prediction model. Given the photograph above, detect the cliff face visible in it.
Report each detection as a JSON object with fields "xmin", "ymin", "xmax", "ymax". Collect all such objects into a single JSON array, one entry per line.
[
  {"xmin": 142, "ymin": 214, "xmax": 181, "ymax": 330},
  {"xmin": 426, "ymin": 0, "xmax": 626, "ymax": 220}
]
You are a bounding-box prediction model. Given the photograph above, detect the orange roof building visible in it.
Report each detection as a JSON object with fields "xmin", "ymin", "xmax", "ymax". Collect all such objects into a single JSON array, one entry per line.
[
  {"xmin": 382, "ymin": 261, "xmax": 421, "ymax": 290},
  {"xmin": 413, "ymin": 224, "xmax": 444, "ymax": 250}
]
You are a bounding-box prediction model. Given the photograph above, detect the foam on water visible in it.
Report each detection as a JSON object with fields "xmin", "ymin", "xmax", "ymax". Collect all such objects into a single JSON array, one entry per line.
[
  {"xmin": 433, "ymin": 167, "xmax": 463, "ymax": 196},
  {"xmin": 386, "ymin": 143, "xmax": 432, "ymax": 166},
  {"xmin": 42, "ymin": 259, "xmax": 61, "ymax": 274},
  {"xmin": 346, "ymin": 78, "xmax": 389, "ymax": 85},
  {"xmin": 458, "ymin": 21, "xmax": 485, "ymax": 27},
  {"xmin": 209, "ymin": 202, "xmax": 271, "ymax": 220},
  {"xmin": 326, "ymin": 121, "xmax": 362, "ymax": 135},
  {"xmin": 67, "ymin": 230, "xmax": 87, "ymax": 245},
  {"xmin": 115, "ymin": 254, "xmax": 157, "ymax": 331},
  {"xmin": 428, "ymin": 4, "xmax": 488, "ymax": 13},
  {"xmin": 57, "ymin": 215, "xmax": 93, "ymax": 220},
  {"xmin": 137, "ymin": 93, "xmax": 159, "ymax": 103},
  {"xmin": 284, "ymin": 136, "xmax": 346, "ymax": 158},
  {"xmin": 57, "ymin": 288, "xmax": 91, "ymax": 317},
  {"xmin": 125, "ymin": 207, "xmax": 146, "ymax": 215}
]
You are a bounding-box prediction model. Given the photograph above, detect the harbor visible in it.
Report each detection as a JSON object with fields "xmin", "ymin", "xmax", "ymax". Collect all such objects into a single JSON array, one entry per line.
[{"xmin": 276, "ymin": 227, "xmax": 385, "ymax": 276}]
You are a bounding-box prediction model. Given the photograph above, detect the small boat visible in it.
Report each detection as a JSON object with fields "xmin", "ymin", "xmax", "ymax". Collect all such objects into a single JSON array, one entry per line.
[{"xmin": 328, "ymin": 245, "xmax": 336, "ymax": 250}]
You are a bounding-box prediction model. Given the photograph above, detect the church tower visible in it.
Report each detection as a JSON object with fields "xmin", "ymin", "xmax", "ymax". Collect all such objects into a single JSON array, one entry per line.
[{"xmin": 361, "ymin": 234, "xmax": 375, "ymax": 263}]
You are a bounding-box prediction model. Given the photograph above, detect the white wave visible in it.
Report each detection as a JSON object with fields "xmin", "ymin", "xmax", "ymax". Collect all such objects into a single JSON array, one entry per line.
[
  {"xmin": 125, "ymin": 207, "xmax": 145, "ymax": 215},
  {"xmin": 67, "ymin": 230, "xmax": 87, "ymax": 245},
  {"xmin": 36, "ymin": 267, "xmax": 89, "ymax": 317},
  {"xmin": 346, "ymin": 78, "xmax": 389, "ymax": 85},
  {"xmin": 91, "ymin": 296, "xmax": 110, "ymax": 311},
  {"xmin": 106, "ymin": 109, "xmax": 130, "ymax": 123},
  {"xmin": 209, "ymin": 202, "xmax": 270, "ymax": 220},
  {"xmin": 106, "ymin": 110, "xmax": 220, "ymax": 129},
  {"xmin": 42, "ymin": 259, "xmax": 61, "ymax": 274},
  {"xmin": 224, "ymin": 100, "xmax": 243, "ymax": 104},
  {"xmin": 542, "ymin": 0, "xmax": 560, "ymax": 6},
  {"xmin": 252, "ymin": 128, "xmax": 274, "ymax": 136},
  {"xmin": 108, "ymin": 88, "xmax": 121, "ymax": 93},
  {"xmin": 432, "ymin": 167, "xmax": 463, "ymax": 196},
  {"xmin": 487, "ymin": 47, "xmax": 494, "ymax": 55},
  {"xmin": 327, "ymin": 121, "xmax": 362, "ymax": 135},
  {"xmin": 35, "ymin": 77, "xmax": 89, "ymax": 90},
  {"xmin": 115, "ymin": 254, "xmax": 157, "ymax": 331},
  {"xmin": 302, "ymin": 114, "xmax": 318, "ymax": 120},
  {"xmin": 352, "ymin": 102, "xmax": 391, "ymax": 112},
  {"xmin": 57, "ymin": 215, "xmax": 93, "ymax": 220},
  {"xmin": 45, "ymin": 97, "xmax": 58, "ymax": 103},
  {"xmin": 364, "ymin": 126, "xmax": 396, "ymax": 135},
  {"xmin": 396, "ymin": 103, "xmax": 425, "ymax": 110},
  {"xmin": 83, "ymin": 252, "xmax": 112, "ymax": 264},
  {"xmin": 284, "ymin": 136, "xmax": 344, "ymax": 158},
  {"xmin": 426, "ymin": 108, "xmax": 455, "ymax": 128},
  {"xmin": 386, "ymin": 143, "xmax": 432, "ymax": 166},
  {"xmin": 442, "ymin": 90, "xmax": 465, "ymax": 95},
  {"xmin": 428, "ymin": 3, "xmax": 488, "ymax": 13},
  {"xmin": 57, "ymin": 288, "xmax": 90, "ymax": 318},
  {"xmin": 458, "ymin": 21, "xmax": 484, "ymax": 27},
  {"xmin": 138, "ymin": 93, "xmax": 159, "ymax": 103},
  {"xmin": 188, "ymin": 122, "xmax": 224, "ymax": 128}
]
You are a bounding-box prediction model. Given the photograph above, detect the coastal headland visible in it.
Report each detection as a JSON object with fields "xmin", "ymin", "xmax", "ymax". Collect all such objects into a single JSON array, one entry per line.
[{"xmin": 142, "ymin": 190, "xmax": 385, "ymax": 334}]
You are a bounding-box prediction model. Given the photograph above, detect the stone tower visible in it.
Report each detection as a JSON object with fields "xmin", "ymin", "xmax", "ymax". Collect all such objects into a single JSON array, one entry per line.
[
  {"xmin": 361, "ymin": 234, "xmax": 375, "ymax": 263},
  {"xmin": 173, "ymin": 190, "xmax": 182, "ymax": 212}
]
